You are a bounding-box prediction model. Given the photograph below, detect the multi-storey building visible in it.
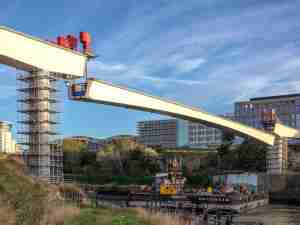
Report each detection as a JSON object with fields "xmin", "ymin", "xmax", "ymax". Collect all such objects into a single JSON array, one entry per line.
[
  {"xmin": 188, "ymin": 123, "xmax": 223, "ymax": 148},
  {"xmin": 0, "ymin": 121, "xmax": 17, "ymax": 153},
  {"xmin": 137, "ymin": 119, "xmax": 188, "ymax": 148},
  {"xmin": 188, "ymin": 114, "xmax": 236, "ymax": 148},
  {"xmin": 235, "ymin": 94, "xmax": 300, "ymax": 172},
  {"xmin": 235, "ymin": 94, "xmax": 300, "ymax": 133},
  {"xmin": 137, "ymin": 118, "xmax": 232, "ymax": 149}
]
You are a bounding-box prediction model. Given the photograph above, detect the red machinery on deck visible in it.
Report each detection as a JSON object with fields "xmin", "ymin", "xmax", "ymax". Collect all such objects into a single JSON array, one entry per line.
[
  {"xmin": 80, "ymin": 32, "xmax": 92, "ymax": 55},
  {"xmin": 54, "ymin": 32, "xmax": 92, "ymax": 56}
]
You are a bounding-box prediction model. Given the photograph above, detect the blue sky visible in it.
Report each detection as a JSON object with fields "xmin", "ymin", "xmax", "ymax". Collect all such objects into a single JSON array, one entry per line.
[{"xmin": 1, "ymin": 0, "xmax": 300, "ymax": 138}]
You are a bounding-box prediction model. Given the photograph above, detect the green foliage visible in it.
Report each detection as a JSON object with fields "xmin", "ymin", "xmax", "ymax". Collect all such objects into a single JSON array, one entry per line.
[
  {"xmin": 159, "ymin": 149, "xmax": 214, "ymax": 157},
  {"xmin": 0, "ymin": 154, "xmax": 173, "ymax": 225},
  {"xmin": 222, "ymin": 131, "xmax": 235, "ymax": 144},
  {"xmin": 96, "ymin": 139, "xmax": 160, "ymax": 177},
  {"xmin": 111, "ymin": 176, "xmax": 153, "ymax": 185},
  {"xmin": 66, "ymin": 208, "xmax": 146, "ymax": 225},
  {"xmin": 112, "ymin": 215, "xmax": 145, "ymax": 225},
  {"xmin": 63, "ymin": 139, "xmax": 90, "ymax": 174},
  {"xmin": 234, "ymin": 138, "xmax": 267, "ymax": 172},
  {"xmin": 63, "ymin": 139, "xmax": 88, "ymax": 153},
  {"xmin": 185, "ymin": 175, "xmax": 210, "ymax": 187},
  {"xmin": 0, "ymin": 155, "xmax": 62, "ymax": 225},
  {"xmin": 217, "ymin": 131, "xmax": 235, "ymax": 159},
  {"xmin": 63, "ymin": 139, "xmax": 161, "ymax": 185},
  {"xmin": 73, "ymin": 175, "xmax": 112, "ymax": 185},
  {"xmin": 215, "ymin": 137, "xmax": 267, "ymax": 172},
  {"xmin": 67, "ymin": 209, "xmax": 98, "ymax": 225}
]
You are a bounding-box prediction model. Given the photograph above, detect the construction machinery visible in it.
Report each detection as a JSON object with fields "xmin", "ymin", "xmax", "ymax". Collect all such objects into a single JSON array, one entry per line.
[
  {"xmin": 0, "ymin": 26, "xmax": 92, "ymax": 183},
  {"xmin": 1, "ymin": 25, "xmax": 300, "ymax": 179},
  {"xmin": 155, "ymin": 157, "xmax": 186, "ymax": 195},
  {"xmin": 261, "ymin": 109, "xmax": 277, "ymax": 132}
]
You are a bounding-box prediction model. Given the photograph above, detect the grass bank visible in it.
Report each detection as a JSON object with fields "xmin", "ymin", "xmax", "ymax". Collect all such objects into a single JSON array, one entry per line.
[
  {"xmin": 0, "ymin": 153, "xmax": 184, "ymax": 225},
  {"xmin": 65, "ymin": 207, "xmax": 186, "ymax": 225}
]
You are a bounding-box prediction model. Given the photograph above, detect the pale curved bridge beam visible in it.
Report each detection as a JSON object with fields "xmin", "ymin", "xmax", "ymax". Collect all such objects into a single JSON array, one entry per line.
[
  {"xmin": 274, "ymin": 123, "xmax": 300, "ymax": 139},
  {"xmin": 0, "ymin": 26, "xmax": 87, "ymax": 79},
  {"xmin": 69, "ymin": 79, "xmax": 277, "ymax": 146}
]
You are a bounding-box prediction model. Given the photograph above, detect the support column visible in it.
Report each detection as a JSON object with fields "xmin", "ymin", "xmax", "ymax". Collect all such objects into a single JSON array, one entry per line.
[
  {"xmin": 18, "ymin": 70, "xmax": 63, "ymax": 183},
  {"xmin": 267, "ymin": 136, "xmax": 288, "ymax": 175}
]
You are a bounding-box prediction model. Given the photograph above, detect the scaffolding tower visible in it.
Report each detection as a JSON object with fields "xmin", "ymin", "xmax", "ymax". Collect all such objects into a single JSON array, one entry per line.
[
  {"xmin": 261, "ymin": 109, "xmax": 288, "ymax": 174},
  {"xmin": 17, "ymin": 70, "xmax": 63, "ymax": 183}
]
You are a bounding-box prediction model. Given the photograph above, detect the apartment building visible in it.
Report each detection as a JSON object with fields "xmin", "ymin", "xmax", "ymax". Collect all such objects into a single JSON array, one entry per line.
[
  {"xmin": 188, "ymin": 122, "xmax": 223, "ymax": 148},
  {"xmin": 137, "ymin": 119, "xmax": 188, "ymax": 148},
  {"xmin": 0, "ymin": 121, "xmax": 17, "ymax": 153},
  {"xmin": 235, "ymin": 94, "xmax": 300, "ymax": 134}
]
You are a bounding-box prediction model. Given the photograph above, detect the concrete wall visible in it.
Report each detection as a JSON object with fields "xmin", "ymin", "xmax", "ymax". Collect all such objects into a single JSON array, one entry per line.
[
  {"xmin": 288, "ymin": 148, "xmax": 300, "ymax": 172},
  {"xmin": 269, "ymin": 174, "xmax": 300, "ymax": 204}
]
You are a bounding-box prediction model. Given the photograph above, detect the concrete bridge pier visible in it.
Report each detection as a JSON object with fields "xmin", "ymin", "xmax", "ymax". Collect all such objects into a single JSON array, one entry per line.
[
  {"xmin": 267, "ymin": 136, "xmax": 288, "ymax": 175},
  {"xmin": 18, "ymin": 70, "xmax": 63, "ymax": 183}
]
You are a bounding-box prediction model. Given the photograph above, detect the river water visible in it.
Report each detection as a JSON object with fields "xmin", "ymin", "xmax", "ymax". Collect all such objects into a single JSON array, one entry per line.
[{"xmin": 236, "ymin": 205, "xmax": 300, "ymax": 225}]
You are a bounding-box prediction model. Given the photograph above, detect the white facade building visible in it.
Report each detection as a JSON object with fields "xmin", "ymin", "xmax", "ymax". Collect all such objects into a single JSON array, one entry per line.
[
  {"xmin": 188, "ymin": 123, "xmax": 223, "ymax": 148},
  {"xmin": 0, "ymin": 121, "xmax": 17, "ymax": 153},
  {"xmin": 137, "ymin": 119, "xmax": 188, "ymax": 148},
  {"xmin": 188, "ymin": 114, "xmax": 236, "ymax": 148},
  {"xmin": 138, "ymin": 115, "xmax": 240, "ymax": 149}
]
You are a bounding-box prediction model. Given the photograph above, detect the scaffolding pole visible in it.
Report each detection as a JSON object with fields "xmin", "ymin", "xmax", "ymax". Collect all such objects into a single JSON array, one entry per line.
[{"xmin": 17, "ymin": 70, "xmax": 63, "ymax": 183}]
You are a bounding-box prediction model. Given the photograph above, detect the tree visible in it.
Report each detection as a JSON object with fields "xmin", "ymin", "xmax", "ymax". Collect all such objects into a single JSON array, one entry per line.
[
  {"xmin": 235, "ymin": 138, "xmax": 267, "ymax": 172},
  {"xmin": 96, "ymin": 139, "xmax": 160, "ymax": 176},
  {"xmin": 63, "ymin": 139, "xmax": 87, "ymax": 153},
  {"xmin": 63, "ymin": 139, "xmax": 88, "ymax": 174},
  {"xmin": 217, "ymin": 130, "xmax": 235, "ymax": 170},
  {"xmin": 215, "ymin": 135, "xmax": 268, "ymax": 172},
  {"xmin": 222, "ymin": 130, "xmax": 235, "ymax": 144},
  {"xmin": 97, "ymin": 144, "xmax": 126, "ymax": 175}
]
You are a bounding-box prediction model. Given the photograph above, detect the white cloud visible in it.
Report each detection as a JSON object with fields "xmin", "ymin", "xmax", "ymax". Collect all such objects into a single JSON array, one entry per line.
[
  {"xmin": 174, "ymin": 58, "xmax": 206, "ymax": 73},
  {"xmin": 136, "ymin": 74, "xmax": 206, "ymax": 86},
  {"xmin": 89, "ymin": 59, "xmax": 207, "ymax": 87},
  {"xmin": 89, "ymin": 61, "xmax": 128, "ymax": 73},
  {"xmin": 166, "ymin": 53, "xmax": 206, "ymax": 73},
  {"xmin": 92, "ymin": 63, "xmax": 207, "ymax": 87},
  {"xmin": 89, "ymin": 1, "xmax": 300, "ymax": 112},
  {"xmin": 280, "ymin": 58, "xmax": 300, "ymax": 71}
]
